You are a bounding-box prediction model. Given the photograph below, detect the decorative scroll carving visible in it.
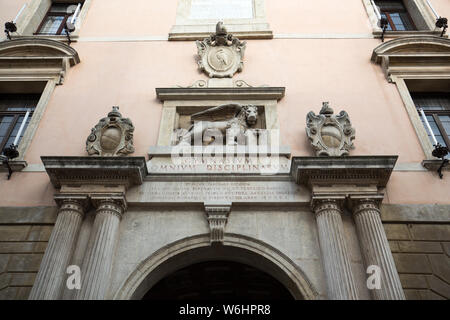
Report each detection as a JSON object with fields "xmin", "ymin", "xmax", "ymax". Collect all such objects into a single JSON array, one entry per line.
[
  {"xmin": 86, "ymin": 106, "xmax": 135, "ymax": 156},
  {"xmin": 306, "ymin": 102, "xmax": 355, "ymax": 157},
  {"xmin": 175, "ymin": 103, "xmax": 260, "ymax": 146},
  {"xmin": 196, "ymin": 22, "xmax": 246, "ymax": 78},
  {"xmin": 204, "ymin": 203, "xmax": 231, "ymax": 244}
]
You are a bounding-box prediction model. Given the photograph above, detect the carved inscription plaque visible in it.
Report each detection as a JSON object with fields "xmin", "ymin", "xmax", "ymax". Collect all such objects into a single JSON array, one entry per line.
[{"xmin": 127, "ymin": 181, "xmax": 308, "ymax": 204}]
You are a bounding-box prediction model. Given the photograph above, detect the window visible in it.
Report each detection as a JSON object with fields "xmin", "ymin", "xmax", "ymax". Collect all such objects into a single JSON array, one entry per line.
[
  {"xmin": 363, "ymin": 0, "xmax": 440, "ymax": 37},
  {"xmin": 375, "ymin": 0, "xmax": 416, "ymax": 31},
  {"xmin": 6, "ymin": 0, "xmax": 92, "ymax": 41},
  {"xmin": 372, "ymin": 37, "xmax": 450, "ymax": 164},
  {"xmin": 412, "ymin": 93, "xmax": 450, "ymax": 157},
  {"xmin": 0, "ymin": 95, "xmax": 39, "ymax": 154},
  {"xmin": 35, "ymin": 2, "xmax": 83, "ymax": 35}
]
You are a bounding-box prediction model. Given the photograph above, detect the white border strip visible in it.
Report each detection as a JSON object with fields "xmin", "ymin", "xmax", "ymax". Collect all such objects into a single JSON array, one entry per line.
[
  {"xmin": 18, "ymin": 162, "xmax": 428, "ymax": 173},
  {"xmin": 75, "ymin": 33, "xmax": 376, "ymax": 42}
]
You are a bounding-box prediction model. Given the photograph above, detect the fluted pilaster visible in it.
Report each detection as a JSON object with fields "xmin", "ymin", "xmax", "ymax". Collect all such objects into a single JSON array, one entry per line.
[
  {"xmin": 29, "ymin": 199, "xmax": 85, "ymax": 300},
  {"xmin": 75, "ymin": 199, "xmax": 124, "ymax": 300},
  {"xmin": 314, "ymin": 200, "xmax": 359, "ymax": 300},
  {"xmin": 352, "ymin": 199, "xmax": 405, "ymax": 300}
]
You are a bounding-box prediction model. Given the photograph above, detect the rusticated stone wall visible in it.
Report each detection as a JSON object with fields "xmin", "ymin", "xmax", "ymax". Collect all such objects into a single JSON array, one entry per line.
[
  {"xmin": 0, "ymin": 207, "xmax": 56, "ymax": 300},
  {"xmin": 1, "ymin": 204, "xmax": 449, "ymax": 300},
  {"xmin": 382, "ymin": 205, "xmax": 450, "ymax": 300}
]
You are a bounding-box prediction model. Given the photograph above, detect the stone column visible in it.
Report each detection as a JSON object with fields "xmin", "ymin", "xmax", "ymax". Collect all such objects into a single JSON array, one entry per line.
[
  {"xmin": 75, "ymin": 197, "xmax": 125, "ymax": 300},
  {"xmin": 313, "ymin": 199, "xmax": 359, "ymax": 300},
  {"xmin": 352, "ymin": 199, "xmax": 405, "ymax": 300},
  {"xmin": 29, "ymin": 198, "xmax": 86, "ymax": 300}
]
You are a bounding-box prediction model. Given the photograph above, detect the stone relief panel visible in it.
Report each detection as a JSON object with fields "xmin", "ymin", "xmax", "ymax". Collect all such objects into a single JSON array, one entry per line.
[
  {"xmin": 196, "ymin": 22, "xmax": 246, "ymax": 78},
  {"xmin": 173, "ymin": 103, "xmax": 267, "ymax": 146},
  {"xmin": 306, "ymin": 102, "xmax": 355, "ymax": 157},
  {"xmin": 86, "ymin": 106, "xmax": 135, "ymax": 156}
]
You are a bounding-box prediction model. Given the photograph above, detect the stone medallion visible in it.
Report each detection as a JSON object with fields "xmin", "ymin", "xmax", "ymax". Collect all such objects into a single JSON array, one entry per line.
[
  {"xmin": 196, "ymin": 22, "xmax": 246, "ymax": 78},
  {"xmin": 86, "ymin": 106, "xmax": 135, "ymax": 156},
  {"xmin": 306, "ymin": 102, "xmax": 355, "ymax": 156}
]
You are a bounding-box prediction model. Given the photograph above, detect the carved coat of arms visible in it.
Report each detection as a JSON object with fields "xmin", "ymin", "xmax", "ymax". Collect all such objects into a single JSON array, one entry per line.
[
  {"xmin": 306, "ymin": 102, "xmax": 355, "ymax": 156},
  {"xmin": 86, "ymin": 106, "xmax": 135, "ymax": 156},
  {"xmin": 196, "ymin": 22, "xmax": 246, "ymax": 78}
]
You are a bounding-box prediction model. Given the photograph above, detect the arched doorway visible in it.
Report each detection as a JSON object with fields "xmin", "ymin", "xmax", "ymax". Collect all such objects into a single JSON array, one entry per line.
[
  {"xmin": 142, "ymin": 260, "xmax": 294, "ymax": 300},
  {"xmin": 114, "ymin": 235, "xmax": 318, "ymax": 300}
]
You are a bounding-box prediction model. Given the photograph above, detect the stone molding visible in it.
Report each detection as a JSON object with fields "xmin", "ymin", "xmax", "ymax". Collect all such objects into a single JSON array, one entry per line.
[
  {"xmin": 204, "ymin": 202, "xmax": 232, "ymax": 244},
  {"xmin": 156, "ymin": 86, "xmax": 285, "ymax": 101},
  {"xmin": 41, "ymin": 156, "xmax": 148, "ymax": 189},
  {"xmin": 371, "ymin": 36, "xmax": 450, "ymax": 82},
  {"xmin": 290, "ymin": 156, "xmax": 398, "ymax": 190},
  {"xmin": 148, "ymin": 145, "xmax": 291, "ymax": 158},
  {"xmin": 422, "ymin": 159, "xmax": 450, "ymax": 172},
  {"xmin": 0, "ymin": 38, "xmax": 80, "ymax": 84}
]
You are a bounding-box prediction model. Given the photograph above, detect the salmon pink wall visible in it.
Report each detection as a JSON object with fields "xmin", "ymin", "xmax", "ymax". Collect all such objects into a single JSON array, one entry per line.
[{"xmin": 1, "ymin": 0, "xmax": 449, "ymax": 206}]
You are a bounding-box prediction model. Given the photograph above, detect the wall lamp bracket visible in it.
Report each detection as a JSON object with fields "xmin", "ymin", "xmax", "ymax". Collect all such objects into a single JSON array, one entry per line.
[
  {"xmin": 65, "ymin": 21, "xmax": 75, "ymax": 45},
  {"xmin": 379, "ymin": 18, "xmax": 388, "ymax": 42},
  {"xmin": 1, "ymin": 144, "xmax": 19, "ymax": 180},
  {"xmin": 431, "ymin": 143, "xmax": 449, "ymax": 179},
  {"xmin": 436, "ymin": 17, "xmax": 448, "ymax": 37},
  {"xmin": 4, "ymin": 21, "xmax": 17, "ymax": 40}
]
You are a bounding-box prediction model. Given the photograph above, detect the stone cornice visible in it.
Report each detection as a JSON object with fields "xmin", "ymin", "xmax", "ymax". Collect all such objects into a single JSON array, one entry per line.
[
  {"xmin": 371, "ymin": 36, "xmax": 450, "ymax": 81},
  {"xmin": 371, "ymin": 36, "xmax": 450, "ymax": 63},
  {"xmin": 41, "ymin": 156, "xmax": 148, "ymax": 189},
  {"xmin": 156, "ymin": 87, "xmax": 285, "ymax": 101},
  {"xmin": 0, "ymin": 38, "xmax": 80, "ymax": 63},
  {"xmin": 290, "ymin": 156, "xmax": 398, "ymax": 188},
  {"xmin": 0, "ymin": 38, "xmax": 81, "ymax": 84}
]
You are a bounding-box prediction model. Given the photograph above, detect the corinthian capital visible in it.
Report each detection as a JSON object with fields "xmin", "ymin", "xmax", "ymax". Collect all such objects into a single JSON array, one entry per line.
[
  {"xmin": 350, "ymin": 197, "xmax": 383, "ymax": 217},
  {"xmin": 91, "ymin": 195, "xmax": 127, "ymax": 219}
]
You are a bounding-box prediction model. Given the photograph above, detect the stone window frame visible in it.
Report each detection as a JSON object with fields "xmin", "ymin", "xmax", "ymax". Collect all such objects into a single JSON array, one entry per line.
[
  {"xmin": 394, "ymin": 75, "xmax": 450, "ymax": 160},
  {"xmin": 0, "ymin": 38, "xmax": 80, "ymax": 172},
  {"xmin": 8, "ymin": 0, "xmax": 92, "ymax": 42},
  {"xmin": 371, "ymin": 36, "xmax": 450, "ymax": 169},
  {"xmin": 362, "ymin": 0, "xmax": 444, "ymax": 38},
  {"xmin": 169, "ymin": 0, "xmax": 272, "ymax": 41}
]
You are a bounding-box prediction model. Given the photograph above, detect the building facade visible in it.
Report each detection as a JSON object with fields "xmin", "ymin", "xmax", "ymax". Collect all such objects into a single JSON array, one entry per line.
[{"xmin": 0, "ymin": 0, "xmax": 449, "ymax": 300}]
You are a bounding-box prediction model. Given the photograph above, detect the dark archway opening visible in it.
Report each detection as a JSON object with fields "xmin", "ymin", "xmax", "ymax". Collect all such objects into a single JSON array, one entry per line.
[{"xmin": 142, "ymin": 260, "xmax": 294, "ymax": 300}]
